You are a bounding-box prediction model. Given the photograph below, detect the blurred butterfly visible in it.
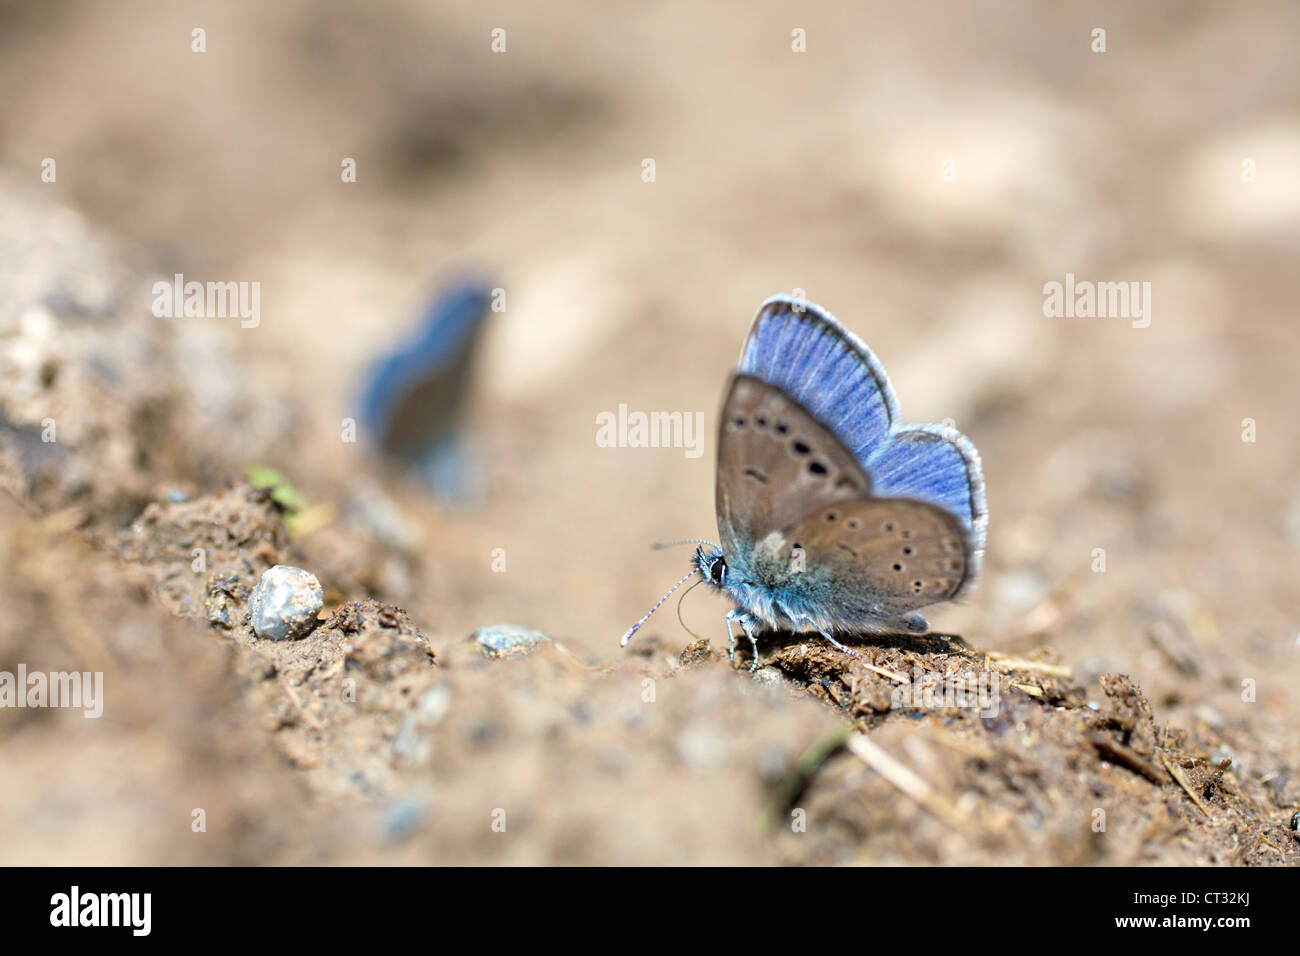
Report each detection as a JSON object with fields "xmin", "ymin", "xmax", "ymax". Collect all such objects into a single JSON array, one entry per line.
[
  {"xmin": 357, "ymin": 278, "xmax": 494, "ymax": 501},
  {"xmin": 622, "ymin": 294, "xmax": 987, "ymax": 668}
]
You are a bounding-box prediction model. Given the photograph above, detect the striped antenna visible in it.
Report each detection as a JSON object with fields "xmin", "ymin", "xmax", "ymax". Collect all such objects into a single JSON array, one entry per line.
[
  {"xmin": 620, "ymin": 567, "xmax": 699, "ymax": 647},
  {"xmin": 652, "ymin": 538, "xmax": 720, "ymax": 551}
]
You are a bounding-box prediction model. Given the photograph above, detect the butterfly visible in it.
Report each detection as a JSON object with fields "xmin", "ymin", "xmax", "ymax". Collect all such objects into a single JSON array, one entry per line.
[
  {"xmin": 622, "ymin": 294, "xmax": 987, "ymax": 669},
  {"xmin": 357, "ymin": 278, "xmax": 494, "ymax": 501}
]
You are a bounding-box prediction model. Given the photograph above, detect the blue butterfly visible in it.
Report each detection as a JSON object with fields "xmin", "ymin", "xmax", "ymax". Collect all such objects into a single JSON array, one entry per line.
[
  {"xmin": 357, "ymin": 279, "xmax": 494, "ymax": 500},
  {"xmin": 623, "ymin": 294, "xmax": 987, "ymax": 668}
]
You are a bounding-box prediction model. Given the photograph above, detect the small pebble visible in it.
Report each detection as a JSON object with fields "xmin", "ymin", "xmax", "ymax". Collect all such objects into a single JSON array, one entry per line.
[
  {"xmin": 392, "ymin": 686, "xmax": 450, "ymax": 764},
  {"xmin": 757, "ymin": 747, "xmax": 789, "ymax": 784},
  {"xmin": 392, "ymin": 713, "xmax": 432, "ymax": 764},
  {"xmin": 675, "ymin": 728, "xmax": 728, "ymax": 771},
  {"xmin": 249, "ymin": 565, "xmax": 323, "ymax": 641},
  {"xmin": 414, "ymin": 684, "xmax": 451, "ymax": 725},
  {"xmin": 992, "ymin": 568, "xmax": 1047, "ymax": 615},
  {"xmin": 380, "ymin": 796, "xmax": 426, "ymax": 842},
  {"xmin": 1195, "ymin": 705, "xmax": 1224, "ymax": 729},
  {"xmin": 751, "ymin": 666, "xmax": 787, "ymax": 687},
  {"xmin": 473, "ymin": 624, "xmax": 550, "ymax": 659}
]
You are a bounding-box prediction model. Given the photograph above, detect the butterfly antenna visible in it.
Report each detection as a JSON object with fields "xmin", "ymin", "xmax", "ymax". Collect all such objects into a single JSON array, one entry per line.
[
  {"xmin": 620, "ymin": 567, "xmax": 699, "ymax": 647},
  {"xmin": 651, "ymin": 538, "xmax": 720, "ymax": 551}
]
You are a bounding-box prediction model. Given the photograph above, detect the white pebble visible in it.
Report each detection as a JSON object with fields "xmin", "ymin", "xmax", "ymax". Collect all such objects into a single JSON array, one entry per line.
[{"xmin": 249, "ymin": 565, "xmax": 323, "ymax": 641}]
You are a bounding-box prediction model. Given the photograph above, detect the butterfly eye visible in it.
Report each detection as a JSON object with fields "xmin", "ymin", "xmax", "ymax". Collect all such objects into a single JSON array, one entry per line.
[{"xmin": 708, "ymin": 558, "xmax": 726, "ymax": 585}]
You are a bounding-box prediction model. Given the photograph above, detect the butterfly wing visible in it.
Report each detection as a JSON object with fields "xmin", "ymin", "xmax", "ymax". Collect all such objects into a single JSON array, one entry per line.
[
  {"xmin": 738, "ymin": 295, "xmax": 899, "ymax": 465},
  {"xmin": 358, "ymin": 279, "xmax": 493, "ymax": 457},
  {"xmin": 716, "ymin": 374, "xmax": 976, "ymax": 631},
  {"xmin": 716, "ymin": 373, "xmax": 872, "ymax": 578},
  {"xmin": 739, "ymin": 295, "xmax": 987, "ymax": 559},
  {"xmin": 864, "ymin": 425, "xmax": 986, "ymax": 555},
  {"xmin": 773, "ymin": 496, "xmax": 971, "ymax": 627}
]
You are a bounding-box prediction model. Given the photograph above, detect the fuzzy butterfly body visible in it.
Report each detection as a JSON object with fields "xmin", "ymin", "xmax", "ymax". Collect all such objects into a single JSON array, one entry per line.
[{"xmin": 622, "ymin": 294, "xmax": 987, "ymax": 668}]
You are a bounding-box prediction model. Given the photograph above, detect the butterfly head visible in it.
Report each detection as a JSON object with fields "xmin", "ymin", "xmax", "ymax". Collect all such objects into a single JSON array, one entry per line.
[{"xmin": 694, "ymin": 545, "xmax": 727, "ymax": 589}]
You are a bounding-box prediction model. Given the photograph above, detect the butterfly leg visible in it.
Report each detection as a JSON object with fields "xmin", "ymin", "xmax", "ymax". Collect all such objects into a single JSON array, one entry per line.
[
  {"xmin": 724, "ymin": 608, "xmax": 740, "ymax": 662},
  {"xmin": 724, "ymin": 609, "xmax": 763, "ymax": 671},
  {"xmin": 726, "ymin": 609, "xmax": 763, "ymax": 670},
  {"xmin": 809, "ymin": 622, "xmax": 861, "ymax": 659},
  {"xmin": 738, "ymin": 614, "xmax": 762, "ymax": 672},
  {"xmin": 775, "ymin": 601, "xmax": 861, "ymax": 660}
]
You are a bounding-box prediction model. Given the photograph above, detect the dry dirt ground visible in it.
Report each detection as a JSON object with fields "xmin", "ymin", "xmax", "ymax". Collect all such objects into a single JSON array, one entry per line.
[{"xmin": 1, "ymin": 1, "xmax": 1298, "ymax": 865}]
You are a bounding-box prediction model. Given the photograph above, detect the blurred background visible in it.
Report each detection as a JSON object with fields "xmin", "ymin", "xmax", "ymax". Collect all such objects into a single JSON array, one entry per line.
[{"xmin": 1, "ymin": 0, "xmax": 1298, "ymax": 864}]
